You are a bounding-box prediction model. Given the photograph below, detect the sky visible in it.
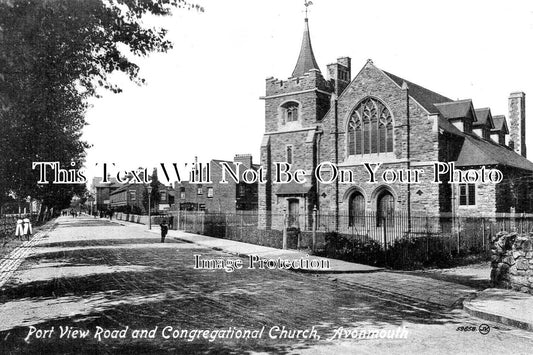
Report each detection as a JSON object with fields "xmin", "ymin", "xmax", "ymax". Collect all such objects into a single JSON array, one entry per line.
[{"xmin": 83, "ymin": 0, "xmax": 533, "ymax": 184}]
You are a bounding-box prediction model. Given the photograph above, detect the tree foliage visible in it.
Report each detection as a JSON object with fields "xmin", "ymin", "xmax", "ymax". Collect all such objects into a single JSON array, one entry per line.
[
  {"xmin": 142, "ymin": 167, "xmax": 161, "ymax": 211},
  {"xmin": 0, "ymin": 0, "xmax": 202, "ymax": 211}
]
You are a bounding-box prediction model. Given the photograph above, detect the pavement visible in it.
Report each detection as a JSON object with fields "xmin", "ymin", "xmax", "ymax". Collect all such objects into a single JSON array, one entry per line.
[
  {"xmin": 116, "ymin": 217, "xmax": 383, "ymax": 273},
  {"xmin": 166, "ymin": 230, "xmax": 383, "ymax": 273},
  {"xmin": 0, "ymin": 220, "xmax": 56, "ymax": 288},
  {"xmin": 117, "ymin": 218, "xmax": 533, "ymax": 333},
  {"xmin": 463, "ymin": 289, "xmax": 533, "ymax": 332}
]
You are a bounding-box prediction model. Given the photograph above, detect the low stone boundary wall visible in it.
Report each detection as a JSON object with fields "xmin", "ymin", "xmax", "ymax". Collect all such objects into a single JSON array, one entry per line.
[
  {"xmin": 491, "ymin": 231, "xmax": 533, "ymax": 294},
  {"xmin": 115, "ymin": 213, "xmax": 149, "ymax": 225}
]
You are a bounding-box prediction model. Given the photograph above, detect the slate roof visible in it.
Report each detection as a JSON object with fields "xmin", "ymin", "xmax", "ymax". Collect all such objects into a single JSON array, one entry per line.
[
  {"xmin": 110, "ymin": 184, "xmax": 129, "ymax": 194},
  {"xmin": 473, "ymin": 108, "xmax": 494, "ymax": 128},
  {"xmin": 92, "ymin": 177, "xmax": 121, "ymax": 188},
  {"xmin": 434, "ymin": 100, "xmax": 477, "ymax": 121},
  {"xmin": 456, "ymin": 134, "xmax": 533, "ymax": 171},
  {"xmin": 437, "ymin": 116, "xmax": 533, "ymax": 171},
  {"xmin": 212, "ymin": 159, "xmax": 258, "ymax": 171},
  {"xmin": 492, "ymin": 115, "xmax": 509, "ymax": 133},
  {"xmin": 292, "ymin": 19, "xmax": 320, "ymax": 77},
  {"xmin": 382, "ymin": 71, "xmax": 452, "ymax": 113},
  {"xmin": 380, "ymin": 66, "xmax": 533, "ymax": 171},
  {"xmin": 211, "ymin": 159, "xmax": 233, "ymax": 167}
]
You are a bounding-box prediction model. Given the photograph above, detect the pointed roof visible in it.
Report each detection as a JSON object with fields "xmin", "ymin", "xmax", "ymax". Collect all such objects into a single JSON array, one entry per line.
[
  {"xmin": 292, "ymin": 18, "xmax": 320, "ymax": 77},
  {"xmin": 456, "ymin": 135, "xmax": 533, "ymax": 171},
  {"xmin": 435, "ymin": 113, "xmax": 533, "ymax": 171},
  {"xmin": 434, "ymin": 100, "xmax": 478, "ymax": 122},
  {"xmin": 491, "ymin": 115, "xmax": 509, "ymax": 134},
  {"xmin": 474, "ymin": 108, "xmax": 495, "ymax": 129},
  {"xmin": 382, "ymin": 70, "xmax": 452, "ymax": 113}
]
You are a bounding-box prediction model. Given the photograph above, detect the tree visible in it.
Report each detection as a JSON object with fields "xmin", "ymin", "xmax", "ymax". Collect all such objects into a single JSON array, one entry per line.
[
  {"xmin": 142, "ymin": 167, "xmax": 160, "ymax": 212},
  {"xmin": 0, "ymin": 0, "xmax": 203, "ymax": 212}
]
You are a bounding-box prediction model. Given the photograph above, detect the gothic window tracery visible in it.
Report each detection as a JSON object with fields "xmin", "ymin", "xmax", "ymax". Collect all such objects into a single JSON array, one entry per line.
[{"xmin": 347, "ymin": 98, "xmax": 393, "ymax": 156}]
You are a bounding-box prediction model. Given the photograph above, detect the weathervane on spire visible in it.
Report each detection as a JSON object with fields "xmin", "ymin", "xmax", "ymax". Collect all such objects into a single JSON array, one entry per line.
[{"xmin": 304, "ymin": 1, "xmax": 313, "ymax": 19}]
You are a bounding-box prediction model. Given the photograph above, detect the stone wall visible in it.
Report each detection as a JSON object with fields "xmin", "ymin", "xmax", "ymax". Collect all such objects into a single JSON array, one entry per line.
[{"xmin": 491, "ymin": 231, "xmax": 533, "ymax": 294}]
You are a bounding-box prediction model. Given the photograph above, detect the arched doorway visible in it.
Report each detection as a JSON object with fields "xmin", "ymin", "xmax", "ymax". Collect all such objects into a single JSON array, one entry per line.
[
  {"xmin": 348, "ymin": 192, "xmax": 365, "ymax": 227},
  {"xmin": 376, "ymin": 190, "xmax": 394, "ymax": 226}
]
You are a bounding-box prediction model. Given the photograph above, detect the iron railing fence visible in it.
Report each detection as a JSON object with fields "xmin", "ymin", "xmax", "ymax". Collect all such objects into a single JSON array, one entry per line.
[
  {"xmin": 153, "ymin": 210, "xmax": 533, "ymax": 269},
  {"xmin": 171, "ymin": 210, "xmax": 533, "ymax": 249}
]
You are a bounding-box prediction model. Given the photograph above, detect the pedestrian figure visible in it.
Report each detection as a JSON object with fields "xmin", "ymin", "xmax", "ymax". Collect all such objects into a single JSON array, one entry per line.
[
  {"xmin": 15, "ymin": 218, "xmax": 24, "ymax": 241},
  {"xmin": 23, "ymin": 216, "xmax": 32, "ymax": 241},
  {"xmin": 160, "ymin": 220, "xmax": 168, "ymax": 243}
]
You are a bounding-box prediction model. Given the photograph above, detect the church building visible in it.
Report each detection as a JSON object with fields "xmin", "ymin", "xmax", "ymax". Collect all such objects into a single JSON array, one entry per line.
[{"xmin": 258, "ymin": 15, "xmax": 533, "ymax": 231}]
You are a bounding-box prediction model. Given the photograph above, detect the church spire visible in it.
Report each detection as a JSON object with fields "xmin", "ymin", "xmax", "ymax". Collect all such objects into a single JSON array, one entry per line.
[{"xmin": 291, "ymin": 3, "xmax": 320, "ymax": 77}]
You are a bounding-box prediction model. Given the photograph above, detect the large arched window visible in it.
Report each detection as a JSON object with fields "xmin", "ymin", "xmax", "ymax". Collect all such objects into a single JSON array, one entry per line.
[{"xmin": 347, "ymin": 98, "xmax": 393, "ymax": 156}]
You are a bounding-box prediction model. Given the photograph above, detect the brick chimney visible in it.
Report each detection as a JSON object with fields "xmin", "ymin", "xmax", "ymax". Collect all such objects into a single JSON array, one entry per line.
[
  {"xmin": 508, "ymin": 92, "xmax": 526, "ymax": 157},
  {"xmin": 234, "ymin": 154, "xmax": 253, "ymax": 169}
]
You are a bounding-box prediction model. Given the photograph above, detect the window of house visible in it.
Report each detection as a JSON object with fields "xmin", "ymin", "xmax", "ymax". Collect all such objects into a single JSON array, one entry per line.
[
  {"xmin": 347, "ymin": 97, "xmax": 393, "ymax": 156},
  {"xmin": 180, "ymin": 187, "xmax": 185, "ymax": 199},
  {"xmin": 160, "ymin": 191, "xmax": 166, "ymax": 201},
  {"xmin": 459, "ymin": 183, "xmax": 476, "ymax": 206},
  {"xmin": 281, "ymin": 101, "xmax": 299, "ymax": 123},
  {"xmin": 197, "ymin": 185, "xmax": 203, "ymax": 195},
  {"xmin": 286, "ymin": 145, "xmax": 293, "ymax": 164},
  {"xmin": 129, "ymin": 190, "xmax": 136, "ymax": 201},
  {"xmin": 207, "ymin": 187, "xmax": 213, "ymax": 198},
  {"xmin": 239, "ymin": 184, "xmax": 246, "ymax": 197}
]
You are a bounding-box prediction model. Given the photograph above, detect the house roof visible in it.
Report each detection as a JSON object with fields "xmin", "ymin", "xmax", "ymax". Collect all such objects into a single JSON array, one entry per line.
[
  {"xmin": 455, "ymin": 134, "xmax": 533, "ymax": 171},
  {"xmin": 92, "ymin": 177, "xmax": 121, "ymax": 189},
  {"xmin": 382, "ymin": 70, "xmax": 452, "ymax": 113},
  {"xmin": 110, "ymin": 184, "xmax": 129, "ymax": 194},
  {"xmin": 211, "ymin": 159, "xmax": 233, "ymax": 167},
  {"xmin": 437, "ymin": 116, "xmax": 533, "ymax": 171},
  {"xmin": 473, "ymin": 108, "xmax": 494, "ymax": 128},
  {"xmin": 492, "ymin": 115, "xmax": 509, "ymax": 134},
  {"xmin": 434, "ymin": 100, "xmax": 477, "ymax": 121},
  {"xmin": 292, "ymin": 19, "xmax": 320, "ymax": 77},
  {"xmin": 211, "ymin": 159, "xmax": 258, "ymax": 171}
]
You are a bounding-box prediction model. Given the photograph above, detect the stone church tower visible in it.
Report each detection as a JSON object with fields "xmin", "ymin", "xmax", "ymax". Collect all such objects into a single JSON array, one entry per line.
[{"xmin": 258, "ymin": 16, "xmax": 350, "ymax": 229}]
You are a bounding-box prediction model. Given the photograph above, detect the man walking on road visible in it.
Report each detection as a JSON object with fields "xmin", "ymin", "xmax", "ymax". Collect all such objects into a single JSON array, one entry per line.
[{"xmin": 160, "ymin": 220, "xmax": 168, "ymax": 243}]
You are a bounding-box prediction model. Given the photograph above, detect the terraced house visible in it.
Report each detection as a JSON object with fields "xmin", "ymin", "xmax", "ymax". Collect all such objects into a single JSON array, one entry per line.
[
  {"xmin": 174, "ymin": 154, "xmax": 259, "ymax": 213},
  {"xmin": 258, "ymin": 16, "xmax": 533, "ymax": 231}
]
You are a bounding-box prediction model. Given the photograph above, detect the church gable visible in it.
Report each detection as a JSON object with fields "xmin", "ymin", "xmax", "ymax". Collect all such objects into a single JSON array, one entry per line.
[{"xmin": 322, "ymin": 60, "xmax": 439, "ymax": 164}]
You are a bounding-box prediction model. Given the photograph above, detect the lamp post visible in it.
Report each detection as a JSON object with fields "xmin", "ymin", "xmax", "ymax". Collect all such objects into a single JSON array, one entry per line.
[{"xmin": 147, "ymin": 186, "xmax": 152, "ymax": 230}]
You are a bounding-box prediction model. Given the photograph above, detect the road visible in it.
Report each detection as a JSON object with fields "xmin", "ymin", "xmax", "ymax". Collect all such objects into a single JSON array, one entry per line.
[{"xmin": 0, "ymin": 216, "xmax": 532, "ymax": 354}]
